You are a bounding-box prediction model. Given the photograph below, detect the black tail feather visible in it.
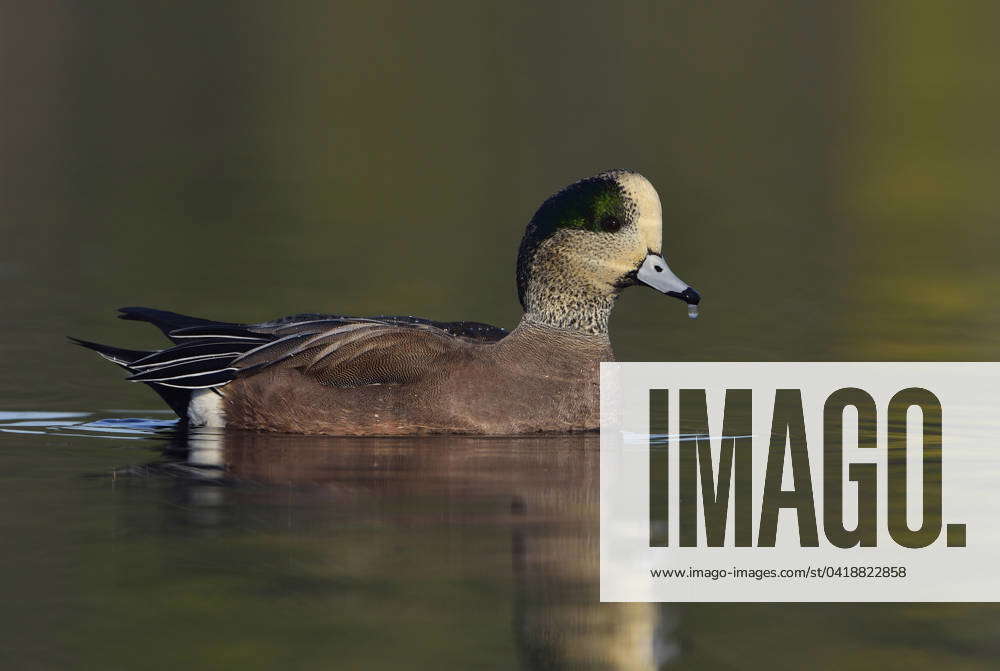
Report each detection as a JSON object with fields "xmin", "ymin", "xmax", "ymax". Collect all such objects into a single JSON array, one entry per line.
[
  {"xmin": 68, "ymin": 336, "xmax": 193, "ymax": 417},
  {"xmin": 68, "ymin": 337, "xmax": 152, "ymax": 367},
  {"xmin": 117, "ymin": 307, "xmax": 237, "ymax": 338},
  {"xmin": 138, "ymin": 385, "xmax": 193, "ymax": 418}
]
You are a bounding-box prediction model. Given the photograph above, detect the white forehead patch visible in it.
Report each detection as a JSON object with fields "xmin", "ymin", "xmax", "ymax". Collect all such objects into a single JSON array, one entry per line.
[{"xmin": 615, "ymin": 172, "xmax": 662, "ymax": 252}]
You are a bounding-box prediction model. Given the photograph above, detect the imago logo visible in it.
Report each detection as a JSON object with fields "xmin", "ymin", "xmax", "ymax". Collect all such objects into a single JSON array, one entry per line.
[
  {"xmin": 599, "ymin": 363, "xmax": 1000, "ymax": 603},
  {"xmin": 647, "ymin": 387, "xmax": 965, "ymax": 550}
]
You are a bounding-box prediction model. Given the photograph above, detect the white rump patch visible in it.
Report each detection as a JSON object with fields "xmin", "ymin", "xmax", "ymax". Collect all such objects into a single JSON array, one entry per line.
[{"xmin": 188, "ymin": 389, "xmax": 226, "ymax": 428}]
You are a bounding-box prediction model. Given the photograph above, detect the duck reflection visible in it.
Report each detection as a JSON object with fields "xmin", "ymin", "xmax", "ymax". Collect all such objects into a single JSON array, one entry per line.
[{"xmin": 134, "ymin": 428, "xmax": 681, "ymax": 670}]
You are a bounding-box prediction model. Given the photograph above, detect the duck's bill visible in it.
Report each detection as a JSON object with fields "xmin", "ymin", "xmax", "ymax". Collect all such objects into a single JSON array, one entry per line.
[{"xmin": 636, "ymin": 254, "xmax": 701, "ymax": 305}]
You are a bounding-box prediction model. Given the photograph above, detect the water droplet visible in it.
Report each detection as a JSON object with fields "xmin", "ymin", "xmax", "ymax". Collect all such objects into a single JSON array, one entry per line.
[{"xmin": 688, "ymin": 304, "xmax": 699, "ymax": 319}]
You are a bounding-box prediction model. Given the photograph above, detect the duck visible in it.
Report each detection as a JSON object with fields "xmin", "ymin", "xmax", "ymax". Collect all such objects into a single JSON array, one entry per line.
[{"xmin": 73, "ymin": 169, "xmax": 700, "ymax": 435}]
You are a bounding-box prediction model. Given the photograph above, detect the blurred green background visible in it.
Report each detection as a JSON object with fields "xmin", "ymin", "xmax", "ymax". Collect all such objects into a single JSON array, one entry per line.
[{"xmin": 2, "ymin": 1, "xmax": 1000, "ymax": 669}]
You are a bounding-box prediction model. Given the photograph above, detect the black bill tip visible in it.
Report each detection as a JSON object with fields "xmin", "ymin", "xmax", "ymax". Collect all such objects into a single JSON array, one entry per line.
[{"xmin": 667, "ymin": 287, "xmax": 701, "ymax": 305}]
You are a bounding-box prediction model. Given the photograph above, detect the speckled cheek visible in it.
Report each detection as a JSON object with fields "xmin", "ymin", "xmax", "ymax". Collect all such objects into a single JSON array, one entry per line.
[
  {"xmin": 548, "ymin": 231, "xmax": 638, "ymax": 288},
  {"xmin": 602, "ymin": 226, "xmax": 650, "ymax": 277}
]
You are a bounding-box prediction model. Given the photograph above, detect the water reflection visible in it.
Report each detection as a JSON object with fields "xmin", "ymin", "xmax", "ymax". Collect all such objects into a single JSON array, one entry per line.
[
  {"xmin": 143, "ymin": 427, "xmax": 675, "ymax": 670},
  {"xmin": 2, "ymin": 412, "xmax": 999, "ymax": 668}
]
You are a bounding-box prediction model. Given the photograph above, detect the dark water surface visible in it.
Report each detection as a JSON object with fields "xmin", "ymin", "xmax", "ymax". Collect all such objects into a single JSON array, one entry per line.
[
  {"xmin": 4, "ymin": 1, "xmax": 1000, "ymax": 668},
  {"xmin": 2, "ymin": 415, "xmax": 999, "ymax": 670}
]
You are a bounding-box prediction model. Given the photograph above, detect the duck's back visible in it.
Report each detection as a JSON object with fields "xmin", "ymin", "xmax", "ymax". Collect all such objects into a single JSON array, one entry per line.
[{"xmin": 74, "ymin": 307, "xmax": 506, "ymax": 429}]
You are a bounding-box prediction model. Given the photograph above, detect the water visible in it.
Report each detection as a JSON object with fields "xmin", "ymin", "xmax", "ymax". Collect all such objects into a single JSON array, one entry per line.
[
  {"xmin": 3, "ymin": 414, "xmax": 999, "ymax": 669},
  {"xmin": 3, "ymin": 1, "xmax": 1000, "ymax": 668},
  {"xmin": 0, "ymin": 415, "xmax": 630, "ymax": 669}
]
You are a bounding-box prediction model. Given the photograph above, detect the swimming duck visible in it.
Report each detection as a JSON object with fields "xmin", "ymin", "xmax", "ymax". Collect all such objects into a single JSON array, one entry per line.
[{"xmin": 73, "ymin": 170, "xmax": 700, "ymax": 435}]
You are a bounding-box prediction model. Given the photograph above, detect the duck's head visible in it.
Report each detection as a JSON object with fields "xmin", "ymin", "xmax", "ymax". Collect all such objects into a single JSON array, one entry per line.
[{"xmin": 516, "ymin": 169, "xmax": 700, "ymax": 334}]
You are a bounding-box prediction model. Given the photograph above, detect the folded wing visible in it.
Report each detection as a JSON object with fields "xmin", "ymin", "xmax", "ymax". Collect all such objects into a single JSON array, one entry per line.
[{"xmin": 76, "ymin": 308, "xmax": 505, "ymax": 394}]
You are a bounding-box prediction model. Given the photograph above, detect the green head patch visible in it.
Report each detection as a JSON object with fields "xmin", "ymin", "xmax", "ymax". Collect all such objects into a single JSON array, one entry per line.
[{"xmin": 516, "ymin": 172, "xmax": 636, "ymax": 308}]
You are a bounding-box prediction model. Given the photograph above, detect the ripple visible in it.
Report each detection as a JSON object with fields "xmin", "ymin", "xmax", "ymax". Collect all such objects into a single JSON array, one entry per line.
[
  {"xmin": 0, "ymin": 411, "xmax": 90, "ymax": 420},
  {"xmin": 0, "ymin": 410, "xmax": 178, "ymax": 440}
]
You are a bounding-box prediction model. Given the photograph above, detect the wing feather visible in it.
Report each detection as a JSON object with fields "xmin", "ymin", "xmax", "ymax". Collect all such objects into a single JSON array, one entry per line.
[
  {"xmin": 127, "ymin": 356, "xmax": 239, "ymax": 382},
  {"xmin": 300, "ymin": 327, "xmax": 456, "ymax": 387},
  {"xmin": 129, "ymin": 341, "xmax": 255, "ymax": 368},
  {"xmin": 88, "ymin": 308, "xmax": 499, "ymax": 395},
  {"xmin": 228, "ymin": 322, "xmax": 460, "ymax": 387},
  {"xmin": 168, "ymin": 325, "xmax": 271, "ymax": 342}
]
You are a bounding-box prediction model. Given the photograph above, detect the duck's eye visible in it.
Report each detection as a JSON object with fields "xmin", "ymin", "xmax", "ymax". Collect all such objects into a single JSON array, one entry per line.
[{"xmin": 599, "ymin": 215, "xmax": 621, "ymax": 232}]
